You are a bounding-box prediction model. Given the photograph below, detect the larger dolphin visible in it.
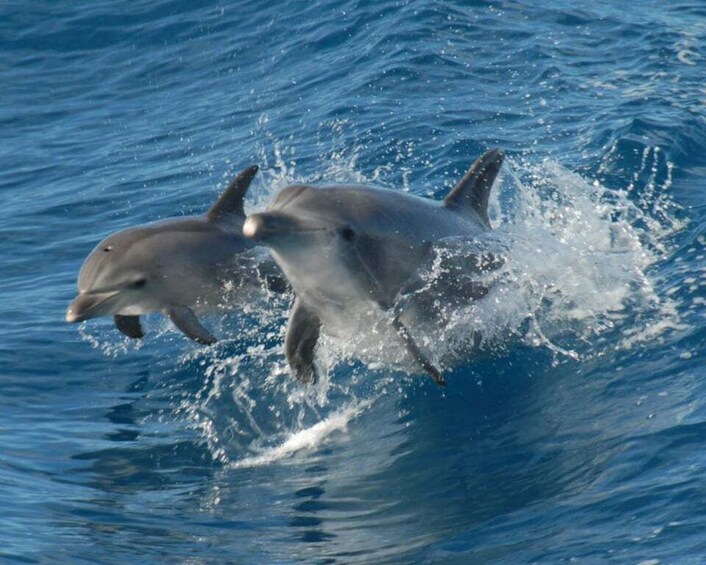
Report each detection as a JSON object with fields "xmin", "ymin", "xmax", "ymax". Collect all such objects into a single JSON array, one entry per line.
[
  {"xmin": 243, "ymin": 149, "xmax": 504, "ymax": 386},
  {"xmin": 67, "ymin": 165, "xmax": 286, "ymax": 344}
]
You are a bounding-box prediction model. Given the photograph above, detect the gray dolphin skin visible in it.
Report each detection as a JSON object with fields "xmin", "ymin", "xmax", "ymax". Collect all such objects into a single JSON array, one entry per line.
[
  {"xmin": 67, "ymin": 165, "xmax": 285, "ymax": 344},
  {"xmin": 243, "ymin": 148, "xmax": 505, "ymax": 386}
]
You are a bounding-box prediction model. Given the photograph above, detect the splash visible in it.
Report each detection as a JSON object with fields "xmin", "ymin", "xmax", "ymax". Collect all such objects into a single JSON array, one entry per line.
[
  {"xmin": 463, "ymin": 152, "xmax": 685, "ymax": 361},
  {"xmin": 184, "ymin": 139, "xmax": 682, "ymax": 468}
]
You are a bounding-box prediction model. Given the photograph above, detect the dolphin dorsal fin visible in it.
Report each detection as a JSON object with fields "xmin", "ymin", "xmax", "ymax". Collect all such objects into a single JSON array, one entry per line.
[
  {"xmin": 443, "ymin": 149, "xmax": 504, "ymax": 229},
  {"xmin": 207, "ymin": 165, "xmax": 259, "ymax": 222}
]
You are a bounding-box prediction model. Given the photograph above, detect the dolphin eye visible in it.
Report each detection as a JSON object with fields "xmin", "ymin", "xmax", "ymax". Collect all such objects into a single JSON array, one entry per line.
[
  {"xmin": 103, "ymin": 245, "xmax": 113, "ymax": 252},
  {"xmin": 130, "ymin": 278, "xmax": 147, "ymax": 289},
  {"xmin": 339, "ymin": 227, "xmax": 356, "ymax": 242}
]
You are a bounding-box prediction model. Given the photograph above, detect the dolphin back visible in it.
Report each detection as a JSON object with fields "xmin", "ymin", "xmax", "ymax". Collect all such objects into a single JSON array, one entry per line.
[{"xmin": 443, "ymin": 148, "xmax": 504, "ymax": 229}]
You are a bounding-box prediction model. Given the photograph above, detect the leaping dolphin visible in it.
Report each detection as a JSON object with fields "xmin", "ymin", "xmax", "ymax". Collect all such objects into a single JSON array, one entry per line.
[
  {"xmin": 66, "ymin": 165, "xmax": 286, "ymax": 344},
  {"xmin": 243, "ymin": 148, "xmax": 505, "ymax": 386}
]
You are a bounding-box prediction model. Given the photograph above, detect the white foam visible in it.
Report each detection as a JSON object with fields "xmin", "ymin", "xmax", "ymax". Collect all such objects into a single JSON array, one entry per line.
[{"xmin": 227, "ymin": 399, "xmax": 372, "ymax": 469}]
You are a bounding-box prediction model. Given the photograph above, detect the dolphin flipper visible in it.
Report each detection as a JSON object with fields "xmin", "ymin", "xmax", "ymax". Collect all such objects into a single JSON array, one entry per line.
[
  {"xmin": 114, "ymin": 315, "xmax": 144, "ymax": 339},
  {"xmin": 167, "ymin": 307, "xmax": 217, "ymax": 345},
  {"xmin": 391, "ymin": 315, "xmax": 446, "ymax": 388},
  {"xmin": 285, "ymin": 298, "xmax": 321, "ymax": 384}
]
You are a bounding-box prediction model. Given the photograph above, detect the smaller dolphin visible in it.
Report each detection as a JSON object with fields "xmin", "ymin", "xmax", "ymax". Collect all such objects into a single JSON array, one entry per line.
[
  {"xmin": 67, "ymin": 165, "xmax": 285, "ymax": 344},
  {"xmin": 243, "ymin": 149, "xmax": 504, "ymax": 386}
]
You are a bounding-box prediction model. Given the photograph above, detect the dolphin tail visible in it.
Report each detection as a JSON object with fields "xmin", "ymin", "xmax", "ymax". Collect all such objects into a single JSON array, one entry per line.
[
  {"xmin": 167, "ymin": 307, "xmax": 217, "ymax": 345},
  {"xmin": 114, "ymin": 315, "xmax": 144, "ymax": 339},
  {"xmin": 443, "ymin": 148, "xmax": 504, "ymax": 229}
]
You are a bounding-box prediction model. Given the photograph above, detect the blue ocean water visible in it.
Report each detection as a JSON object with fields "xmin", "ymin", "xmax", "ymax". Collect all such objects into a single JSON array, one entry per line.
[{"xmin": 2, "ymin": 0, "xmax": 705, "ymax": 562}]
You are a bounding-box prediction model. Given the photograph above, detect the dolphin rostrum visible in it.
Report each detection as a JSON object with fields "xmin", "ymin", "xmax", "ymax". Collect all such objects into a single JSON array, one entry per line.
[
  {"xmin": 242, "ymin": 148, "xmax": 505, "ymax": 386},
  {"xmin": 67, "ymin": 165, "xmax": 286, "ymax": 344}
]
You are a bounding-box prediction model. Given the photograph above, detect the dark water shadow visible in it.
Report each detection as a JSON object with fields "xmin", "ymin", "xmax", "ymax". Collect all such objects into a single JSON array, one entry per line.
[{"xmin": 270, "ymin": 346, "xmax": 626, "ymax": 563}]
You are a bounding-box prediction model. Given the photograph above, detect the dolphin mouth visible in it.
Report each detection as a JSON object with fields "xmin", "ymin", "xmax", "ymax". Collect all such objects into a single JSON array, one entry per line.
[
  {"xmin": 66, "ymin": 290, "xmax": 120, "ymax": 323},
  {"xmin": 243, "ymin": 213, "xmax": 326, "ymax": 242}
]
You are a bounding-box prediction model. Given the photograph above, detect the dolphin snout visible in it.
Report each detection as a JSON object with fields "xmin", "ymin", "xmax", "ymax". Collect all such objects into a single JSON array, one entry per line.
[
  {"xmin": 243, "ymin": 212, "xmax": 299, "ymax": 240},
  {"xmin": 243, "ymin": 212, "xmax": 321, "ymax": 242},
  {"xmin": 66, "ymin": 305, "xmax": 79, "ymax": 323},
  {"xmin": 242, "ymin": 214, "xmax": 266, "ymax": 240},
  {"xmin": 66, "ymin": 291, "xmax": 118, "ymax": 323}
]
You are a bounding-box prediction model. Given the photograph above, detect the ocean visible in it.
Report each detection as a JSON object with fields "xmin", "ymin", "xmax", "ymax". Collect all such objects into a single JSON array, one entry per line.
[{"xmin": 1, "ymin": 0, "xmax": 705, "ymax": 562}]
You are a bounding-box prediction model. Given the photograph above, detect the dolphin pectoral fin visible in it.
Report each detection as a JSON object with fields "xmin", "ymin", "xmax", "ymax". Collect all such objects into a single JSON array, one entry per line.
[
  {"xmin": 167, "ymin": 307, "xmax": 218, "ymax": 345},
  {"xmin": 285, "ymin": 298, "xmax": 321, "ymax": 384},
  {"xmin": 114, "ymin": 315, "xmax": 144, "ymax": 339},
  {"xmin": 392, "ymin": 316, "xmax": 446, "ymax": 388}
]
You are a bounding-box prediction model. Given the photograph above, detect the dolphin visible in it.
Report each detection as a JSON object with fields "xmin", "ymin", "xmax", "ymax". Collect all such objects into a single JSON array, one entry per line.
[
  {"xmin": 67, "ymin": 165, "xmax": 286, "ymax": 344},
  {"xmin": 242, "ymin": 148, "xmax": 505, "ymax": 386}
]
